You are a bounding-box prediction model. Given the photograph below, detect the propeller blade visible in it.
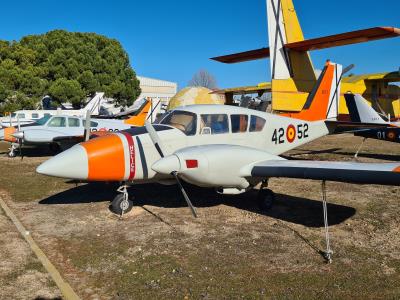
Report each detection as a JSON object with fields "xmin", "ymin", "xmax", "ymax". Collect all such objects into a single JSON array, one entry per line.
[
  {"xmin": 18, "ymin": 139, "xmax": 23, "ymax": 160},
  {"xmin": 172, "ymin": 171, "xmax": 198, "ymax": 218},
  {"xmin": 84, "ymin": 110, "xmax": 91, "ymax": 142},
  {"xmin": 17, "ymin": 115, "xmax": 21, "ymax": 132},
  {"xmin": 16, "ymin": 116, "xmax": 22, "ymax": 159},
  {"xmin": 145, "ymin": 121, "xmax": 166, "ymax": 158},
  {"xmin": 343, "ymin": 64, "xmax": 355, "ymax": 75}
]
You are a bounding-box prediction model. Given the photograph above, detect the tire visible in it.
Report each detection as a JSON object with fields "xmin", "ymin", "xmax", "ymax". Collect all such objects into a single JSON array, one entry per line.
[
  {"xmin": 257, "ymin": 189, "xmax": 275, "ymax": 211},
  {"xmin": 49, "ymin": 143, "xmax": 61, "ymax": 154},
  {"xmin": 110, "ymin": 194, "xmax": 133, "ymax": 215}
]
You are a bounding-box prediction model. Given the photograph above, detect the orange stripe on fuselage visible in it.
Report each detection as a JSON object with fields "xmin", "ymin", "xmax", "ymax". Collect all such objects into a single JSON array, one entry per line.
[
  {"xmin": 4, "ymin": 127, "xmax": 17, "ymax": 143},
  {"xmin": 394, "ymin": 166, "xmax": 400, "ymax": 173},
  {"xmin": 281, "ymin": 64, "xmax": 335, "ymax": 121},
  {"xmin": 81, "ymin": 134, "xmax": 125, "ymax": 181}
]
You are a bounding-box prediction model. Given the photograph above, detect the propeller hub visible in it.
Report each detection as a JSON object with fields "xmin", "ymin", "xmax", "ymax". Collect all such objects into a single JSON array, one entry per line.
[
  {"xmin": 151, "ymin": 155, "xmax": 181, "ymax": 175},
  {"xmin": 12, "ymin": 131, "xmax": 24, "ymax": 139}
]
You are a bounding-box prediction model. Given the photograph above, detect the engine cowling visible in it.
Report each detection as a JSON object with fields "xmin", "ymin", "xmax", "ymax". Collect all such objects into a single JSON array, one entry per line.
[{"xmin": 151, "ymin": 144, "xmax": 282, "ymax": 189}]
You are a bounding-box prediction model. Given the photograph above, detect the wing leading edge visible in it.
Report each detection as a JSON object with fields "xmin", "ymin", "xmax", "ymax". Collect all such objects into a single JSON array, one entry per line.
[
  {"xmin": 211, "ymin": 27, "xmax": 400, "ymax": 64},
  {"xmin": 250, "ymin": 160, "xmax": 400, "ymax": 186}
]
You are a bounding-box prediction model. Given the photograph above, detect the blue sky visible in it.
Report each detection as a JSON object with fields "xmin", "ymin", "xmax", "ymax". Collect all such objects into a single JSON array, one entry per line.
[{"xmin": 0, "ymin": 0, "xmax": 399, "ymax": 89}]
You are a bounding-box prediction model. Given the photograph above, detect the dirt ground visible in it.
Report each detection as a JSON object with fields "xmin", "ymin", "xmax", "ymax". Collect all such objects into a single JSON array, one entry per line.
[{"xmin": 0, "ymin": 135, "xmax": 399, "ymax": 300}]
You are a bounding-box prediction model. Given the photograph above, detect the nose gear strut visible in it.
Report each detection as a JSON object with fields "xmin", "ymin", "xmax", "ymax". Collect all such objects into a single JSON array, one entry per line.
[{"xmin": 110, "ymin": 184, "xmax": 133, "ymax": 216}]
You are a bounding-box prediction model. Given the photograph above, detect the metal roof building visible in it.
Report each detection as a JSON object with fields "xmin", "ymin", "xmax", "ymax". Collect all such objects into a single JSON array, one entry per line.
[{"xmin": 137, "ymin": 76, "xmax": 177, "ymax": 109}]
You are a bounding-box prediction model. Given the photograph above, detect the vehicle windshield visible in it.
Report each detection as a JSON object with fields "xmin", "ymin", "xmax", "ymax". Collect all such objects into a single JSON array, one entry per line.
[
  {"xmin": 34, "ymin": 115, "xmax": 52, "ymax": 125},
  {"xmin": 160, "ymin": 111, "xmax": 197, "ymax": 136}
]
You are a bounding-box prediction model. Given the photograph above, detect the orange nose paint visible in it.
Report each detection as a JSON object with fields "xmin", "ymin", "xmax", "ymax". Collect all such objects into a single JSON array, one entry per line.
[
  {"xmin": 394, "ymin": 166, "xmax": 400, "ymax": 173},
  {"xmin": 81, "ymin": 134, "xmax": 125, "ymax": 181},
  {"xmin": 4, "ymin": 127, "xmax": 17, "ymax": 143}
]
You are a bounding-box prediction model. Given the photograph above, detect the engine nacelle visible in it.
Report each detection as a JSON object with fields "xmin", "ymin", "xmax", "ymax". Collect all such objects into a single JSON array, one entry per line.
[{"xmin": 152, "ymin": 144, "xmax": 281, "ymax": 189}]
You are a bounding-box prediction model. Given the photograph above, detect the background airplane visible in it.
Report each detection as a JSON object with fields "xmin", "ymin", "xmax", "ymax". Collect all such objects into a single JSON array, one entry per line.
[
  {"xmin": 36, "ymin": 61, "xmax": 400, "ymax": 263},
  {"xmin": 0, "ymin": 92, "xmax": 107, "ymax": 128},
  {"xmin": 339, "ymin": 93, "xmax": 400, "ymax": 157},
  {"xmin": 211, "ymin": 0, "xmax": 400, "ymax": 119},
  {"xmin": 0, "ymin": 99, "xmax": 156, "ymax": 157}
]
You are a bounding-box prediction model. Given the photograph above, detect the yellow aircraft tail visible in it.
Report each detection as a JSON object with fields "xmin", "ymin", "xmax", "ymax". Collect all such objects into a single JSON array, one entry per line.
[{"xmin": 211, "ymin": 0, "xmax": 400, "ymax": 114}]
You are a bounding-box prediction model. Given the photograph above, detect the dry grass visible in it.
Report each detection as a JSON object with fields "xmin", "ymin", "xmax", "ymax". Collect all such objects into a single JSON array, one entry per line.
[{"xmin": 0, "ymin": 135, "xmax": 399, "ymax": 299}]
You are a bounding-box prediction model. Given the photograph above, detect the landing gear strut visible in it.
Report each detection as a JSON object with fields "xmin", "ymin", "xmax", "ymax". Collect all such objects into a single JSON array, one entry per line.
[
  {"xmin": 257, "ymin": 179, "xmax": 275, "ymax": 211},
  {"xmin": 110, "ymin": 184, "xmax": 133, "ymax": 216},
  {"xmin": 354, "ymin": 137, "xmax": 367, "ymax": 159},
  {"xmin": 321, "ymin": 180, "xmax": 333, "ymax": 263}
]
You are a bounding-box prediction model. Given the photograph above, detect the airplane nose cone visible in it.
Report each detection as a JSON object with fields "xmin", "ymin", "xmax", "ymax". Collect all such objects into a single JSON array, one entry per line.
[
  {"xmin": 37, "ymin": 145, "xmax": 89, "ymax": 180},
  {"xmin": 12, "ymin": 131, "xmax": 24, "ymax": 139},
  {"xmin": 151, "ymin": 155, "xmax": 181, "ymax": 175}
]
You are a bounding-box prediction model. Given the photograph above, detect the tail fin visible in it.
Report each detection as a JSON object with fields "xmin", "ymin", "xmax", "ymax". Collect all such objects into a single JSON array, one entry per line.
[
  {"xmin": 281, "ymin": 61, "xmax": 342, "ymax": 121},
  {"xmin": 268, "ymin": 0, "xmax": 317, "ymax": 111},
  {"xmin": 344, "ymin": 93, "xmax": 386, "ymax": 124},
  {"xmin": 82, "ymin": 92, "xmax": 105, "ymax": 114}
]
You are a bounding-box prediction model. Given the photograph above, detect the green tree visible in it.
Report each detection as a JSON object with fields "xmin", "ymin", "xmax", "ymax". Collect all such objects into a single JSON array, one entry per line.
[
  {"xmin": 0, "ymin": 30, "xmax": 141, "ymax": 113},
  {"xmin": 49, "ymin": 78, "xmax": 85, "ymax": 108}
]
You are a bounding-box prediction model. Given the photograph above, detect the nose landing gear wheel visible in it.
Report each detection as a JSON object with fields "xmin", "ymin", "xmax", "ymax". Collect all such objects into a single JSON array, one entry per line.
[
  {"xmin": 110, "ymin": 194, "xmax": 133, "ymax": 215},
  {"xmin": 8, "ymin": 150, "xmax": 16, "ymax": 158},
  {"xmin": 257, "ymin": 189, "xmax": 275, "ymax": 211},
  {"xmin": 8, "ymin": 143, "xmax": 17, "ymax": 158}
]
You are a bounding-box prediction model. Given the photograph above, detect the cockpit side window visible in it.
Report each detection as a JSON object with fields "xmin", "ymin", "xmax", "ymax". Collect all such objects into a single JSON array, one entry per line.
[
  {"xmin": 160, "ymin": 111, "xmax": 197, "ymax": 136},
  {"xmin": 68, "ymin": 118, "xmax": 80, "ymax": 127},
  {"xmin": 249, "ymin": 115, "xmax": 266, "ymax": 132},
  {"xmin": 82, "ymin": 120, "xmax": 99, "ymax": 127},
  {"xmin": 231, "ymin": 114, "xmax": 248, "ymax": 133},
  {"xmin": 35, "ymin": 115, "xmax": 52, "ymax": 126},
  {"xmin": 200, "ymin": 114, "xmax": 229, "ymax": 135},
  {"xmin": 47, "ymin": 117, "xmax": 66, "ymax": 127}
]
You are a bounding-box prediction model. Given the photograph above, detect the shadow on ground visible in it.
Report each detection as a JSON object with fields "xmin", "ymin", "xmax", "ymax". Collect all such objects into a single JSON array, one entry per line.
[
  {"xmin": 0, "ymin": 144, "xmax": 55, "ymax": 158},
  {"xmin": 39, "ymin": 182, "xmax": 356, "ymax": 228},
  {"xmin": 289, "ymin": 147, "xmax": 400, "ymax": 161}
]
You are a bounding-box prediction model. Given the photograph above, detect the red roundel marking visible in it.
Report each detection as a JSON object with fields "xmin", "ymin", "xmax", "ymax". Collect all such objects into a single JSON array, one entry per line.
[
  {"xmin": 388, "ymin": 131, "xmax": 396, "ymax": 140},
  {"xmin": 286, "ymin": 124, "xmax": 296, "ymax": 143}
]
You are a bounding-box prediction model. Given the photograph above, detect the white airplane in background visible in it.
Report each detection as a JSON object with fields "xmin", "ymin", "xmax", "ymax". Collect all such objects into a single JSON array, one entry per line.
[
  {"xmin": 0, "ymin": 92, "xmax": 109, "ymax": 128},
  {"xmin": 0, "ymin": 98, "xmax": 155, "ymax": 157},
  {"xmin": 37, "ymin": 61, "xmax": 400, "ymax": 263}
]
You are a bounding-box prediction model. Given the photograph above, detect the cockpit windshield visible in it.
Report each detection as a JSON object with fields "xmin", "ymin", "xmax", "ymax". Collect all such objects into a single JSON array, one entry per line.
[
  {"xmin": 160, "ymin": 111, "xmax": 197, "ymax": 136},
  {"xmin": 34, "ymin": 115, "xmax": 52, "ymax": 126}
]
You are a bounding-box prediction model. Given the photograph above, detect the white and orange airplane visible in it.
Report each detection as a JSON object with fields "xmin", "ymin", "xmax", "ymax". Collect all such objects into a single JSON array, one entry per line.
[
  {"xmin": 0, "ymin": 98, "xmax": 157, "ymax": 157},
  {"xmin": 37, "ymin": 61, "xmax": 400, "ymax": 262}
]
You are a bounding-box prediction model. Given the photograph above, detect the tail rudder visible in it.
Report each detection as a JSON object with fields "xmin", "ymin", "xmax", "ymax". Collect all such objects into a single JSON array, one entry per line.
[
  {"xmin": 82, "ymin": 92, "xmax": 105, "ymax": 114},
  {"xmin": 344, "ymin": 93, "xmax": 386, "ymax": 124},
  {"xmin": 267, "ymin": 0, "xmax": 317, "ymax": 111},
  {"xmin": 281, "ymin": 61, "xmax": 342, "ymax": 121},
  {"xmin": 123, "ymin": 99, "xmax": 152, "ymax": 126}
]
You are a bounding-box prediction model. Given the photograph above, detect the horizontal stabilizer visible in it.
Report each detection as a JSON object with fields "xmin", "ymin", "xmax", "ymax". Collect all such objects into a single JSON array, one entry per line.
[
  {"xmin": 211, "ymin": 27, "xmax": 400, "ymax": 64},
  {"xmin": 251, "ymin": 160, "xmax": 400, "ymax": 186}
]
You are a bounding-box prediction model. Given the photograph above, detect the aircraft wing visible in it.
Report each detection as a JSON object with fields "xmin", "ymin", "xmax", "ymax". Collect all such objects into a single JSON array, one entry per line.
[
  {"xmin": 250, "ymin": 160, "xmax": 400, "ymax": 186},
  {"xmin": 325, "ymin": 120, "xmax": 397, "ymax": 134},
  {"xmin": 211, "ymin": 27, "xmax": 400, "ymax": 64},
  {"xmin": 52, "ymin": 131, "xmax": 110, "ymax": 143}
]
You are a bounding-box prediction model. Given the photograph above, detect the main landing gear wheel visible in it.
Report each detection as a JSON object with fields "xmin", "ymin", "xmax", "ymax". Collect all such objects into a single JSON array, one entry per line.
[
  {"xmin": 110, "ymin": 193, "xmax": 133, "ymax": 215},
  {"xmin": 257, "ymin": 189, "xmax": 275, "ymax": 211},
  {"xmin": 49, "ymin": 143, "xmax": 61, "ymax": 154}
]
